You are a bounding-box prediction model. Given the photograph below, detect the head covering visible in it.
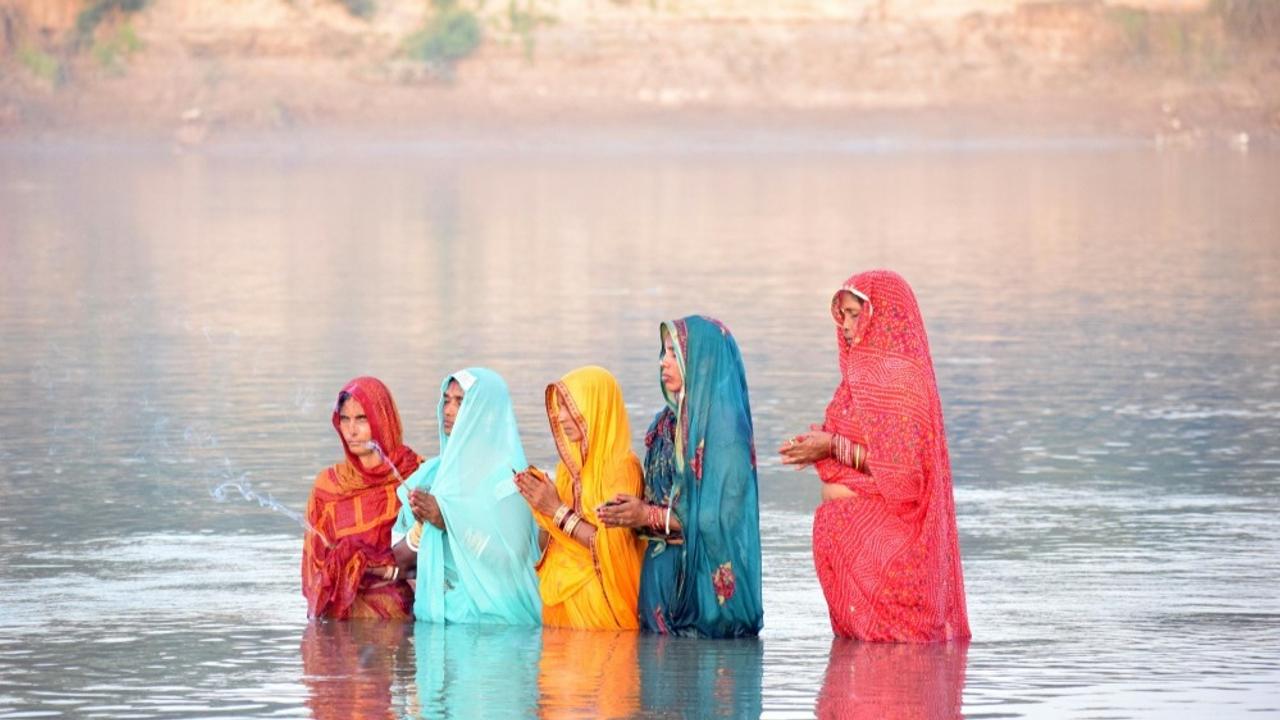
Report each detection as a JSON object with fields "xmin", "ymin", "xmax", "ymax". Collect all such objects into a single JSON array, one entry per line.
[
  {"xmin": 394, "ymin": 368, "xmax": 542, "ymax": 625},
  {"xmin": 536, "ymin": 366, "xmax": 645, "ymax": 629},
  {"xmin": 816, "ymin": 270, "xmax": 970, "ymax": 641},
  {"xmin": 639, "ymin": 316, "xmax": 763, "ymax": 638},
  {"xmin": 331, "ymin": 376, "xmax": 420, "ymax": 485},
  {"xmin": 302, "ymin": 377, "xmax": 420, "ymax": 619}
]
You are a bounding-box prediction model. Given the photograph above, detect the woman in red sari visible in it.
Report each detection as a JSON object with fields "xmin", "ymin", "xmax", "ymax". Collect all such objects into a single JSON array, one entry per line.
[
  {"xmin": 780, "ymin": 270, "xmax": 970, "ymax": 642},
  {"xmin": 302, "ymin": 376, "xmax": 421, "ymax": 619}
]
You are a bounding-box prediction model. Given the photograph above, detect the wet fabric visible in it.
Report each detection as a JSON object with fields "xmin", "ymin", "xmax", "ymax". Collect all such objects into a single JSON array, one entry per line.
[
  {"xmin": 302, "ymin": 376, "xmax": 420, "ymax": 619},
  {"xmin": 639, "ymin": 316, "xmax": 763, "ymax": 638},
  {"xmin": 394, "ymin": 368, "xmax": 542, "ymax": 625},
  {"xmin": 534, "ymin": 366, "xmax": 645, "ymax": 630},
  {"xmin": 813, "ymin": 270, "xmax": 970, "ymax": 642}
]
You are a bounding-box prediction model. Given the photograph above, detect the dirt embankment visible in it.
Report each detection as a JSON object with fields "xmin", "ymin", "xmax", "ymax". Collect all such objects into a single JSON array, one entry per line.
[{"xmin": 1, "ymin": 0, "xmax": 1277, "ymax": 145}]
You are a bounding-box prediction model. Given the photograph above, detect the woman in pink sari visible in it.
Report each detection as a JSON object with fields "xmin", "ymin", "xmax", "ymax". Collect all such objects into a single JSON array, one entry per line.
[{"xmin": 780, "ymin": 270, "xmax": 970, "ymax": 642}]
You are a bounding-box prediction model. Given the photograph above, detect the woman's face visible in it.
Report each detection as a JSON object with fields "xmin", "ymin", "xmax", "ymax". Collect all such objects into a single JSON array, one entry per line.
[
  {"xmin": 661, "ymin": 334, "xmax": 683, "ymax": 394},
  {"xmin": 338, "ymin": 397, "xmax": 375, "ymax": 459},
  {"xmin": 835, "ymin": 291, "xmax": 864, "ymax": 344},
  {"xmin": 441, "ymin": 380, "xmax": 464, "ymax": 436},
  {"xmin": 556, "ymin": 399, "xmax": 583, "ymax": 444}
]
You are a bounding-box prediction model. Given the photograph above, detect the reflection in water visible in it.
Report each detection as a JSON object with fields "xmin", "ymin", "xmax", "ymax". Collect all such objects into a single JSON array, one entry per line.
[
  {"xmin": 302, "ymin": 620, "xmax": 412, "ymax": 720},
  {"xmin": 639, "ymin": 634, "xmax": 764, "ymax": 718},
  {"xmin": 816, "ymin": 639, "xmax": 968, "ymax": 720},
  {"xmin": 409, "ymin": 623, "xmax": 541, "ymax": 719},
  {"xmin": 539, "ymin": 627, "xmax": 640, "ymax": 719},
  {"xmin": 0, "ymin": 148, "xmax": 1278, "ymax": 718}
]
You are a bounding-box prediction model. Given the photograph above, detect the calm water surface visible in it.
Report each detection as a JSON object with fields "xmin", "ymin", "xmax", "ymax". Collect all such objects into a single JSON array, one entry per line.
[{"xmin": 1, "ymin": 136, "xmax": 1278, "ymax": 719}]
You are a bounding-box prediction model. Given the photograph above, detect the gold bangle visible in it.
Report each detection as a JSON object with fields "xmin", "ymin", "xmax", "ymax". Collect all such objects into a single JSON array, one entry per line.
[
  {"xmin": 560, "ymin": 509, "xmax": 579, "ymax": 532},
  {"xmin": 552, "ymin": 504, "xmax": 571, "ymax": 527},
  {"xmin": 563, "ymin": 513, "xmax": 582, "ymax": 537}
]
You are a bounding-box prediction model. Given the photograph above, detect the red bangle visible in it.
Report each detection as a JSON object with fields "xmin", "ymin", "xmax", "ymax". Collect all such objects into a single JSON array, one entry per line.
[{"xmin": 646, "ymin": 504, "xmax": 664, "ymax": 532}]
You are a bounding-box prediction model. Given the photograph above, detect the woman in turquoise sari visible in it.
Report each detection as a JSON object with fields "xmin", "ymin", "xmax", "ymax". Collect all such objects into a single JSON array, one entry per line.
[
  {"xmin": 392, "ymin": 368, "xmax": 542, "ymax": 625},
  {"xmin": 598, "ymin": 316, "xmax": 763, "ymax": 637}
]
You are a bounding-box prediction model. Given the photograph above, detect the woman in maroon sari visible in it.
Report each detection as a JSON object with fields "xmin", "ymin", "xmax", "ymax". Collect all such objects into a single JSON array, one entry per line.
[
  {"xmin": 780, "ymin": 270, "xmax": 970, "ymax": 642},
  {"xmin": 302, "ymin": 376, "xmax": 421, "ymax": 619}
]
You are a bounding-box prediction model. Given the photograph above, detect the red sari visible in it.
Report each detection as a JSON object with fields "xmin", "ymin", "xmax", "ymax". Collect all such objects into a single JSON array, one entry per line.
[
  {"xmin": 302, "ymin": 377, "xmax": 421, "ymax": 619},
  {"xmin": 813, "ymin": 270, "xmax": 970, "ymax": 642}
]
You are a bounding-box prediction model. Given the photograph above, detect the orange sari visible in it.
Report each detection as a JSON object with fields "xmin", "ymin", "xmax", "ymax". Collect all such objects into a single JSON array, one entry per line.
[
  {"xmin": 302, "ymin": 376, "xmax": 421, "ymax": 619},
  {"xmin": 535, "ymin": 366, "xmax": 645, "ymax": 630}
]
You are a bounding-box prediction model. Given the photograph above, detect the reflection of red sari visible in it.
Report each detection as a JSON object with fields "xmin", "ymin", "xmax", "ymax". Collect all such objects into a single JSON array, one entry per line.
[
  {"xmin": 302, "ymin": 377, "xmax": 420, "ymax": 619},
  {"xmin": 301, "ymin": 620, "xmax": 411, "ymax": 720},
  {"xmin": 816, "ymin": 638, "xmax": 968, "ymax": 719},
  {"xmin": 813, "ymin": 271, "xmax": 970, "ymax": 642}
]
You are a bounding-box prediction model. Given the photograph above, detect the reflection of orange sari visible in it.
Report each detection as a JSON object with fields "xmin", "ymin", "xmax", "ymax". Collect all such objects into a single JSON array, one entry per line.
[
  {"xmin": 535, "ymin": 366, "xmax": 645, "ymax": 630},
  {"xmin": 539, "ymin": 627, "xmax": 640, "ymax": 719},
  {"xmin": 301, "ymin": 620, "xmax": 411, "ymax": 720},
  {"xmin": 302, "ymin": 377, "xmax": 420, "ymax": 619}
]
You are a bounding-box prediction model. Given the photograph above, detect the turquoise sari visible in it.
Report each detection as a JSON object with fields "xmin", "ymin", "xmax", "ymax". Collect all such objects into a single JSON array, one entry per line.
[
  {"xmin": 393, "ymin": 368, "xmax": 542, "ymax": 625},
  {"xmin": 638, "ymin": 316, "xmax": 763, "ymax": 638}
]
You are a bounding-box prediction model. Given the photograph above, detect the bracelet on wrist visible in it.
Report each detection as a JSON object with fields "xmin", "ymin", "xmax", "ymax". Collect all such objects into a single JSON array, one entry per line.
[{"xmin": 552, "ymin": 504, "xmax": 571, "ymax": 527}]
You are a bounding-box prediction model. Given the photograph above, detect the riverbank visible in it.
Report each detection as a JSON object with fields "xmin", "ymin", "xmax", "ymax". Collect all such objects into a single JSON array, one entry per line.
[{"xmin": 1, "ymin": 0, "xmax": 1277, "ymax": 148}]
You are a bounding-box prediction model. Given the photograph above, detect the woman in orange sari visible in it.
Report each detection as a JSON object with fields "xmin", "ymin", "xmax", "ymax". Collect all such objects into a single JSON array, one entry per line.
[
  {"xmin": 514, "ymin": 366, "xmax": 645, "ymax": 630},
  {"xmin": 301, "ymin": 376, "xmax": 421, "ymax": 619}
]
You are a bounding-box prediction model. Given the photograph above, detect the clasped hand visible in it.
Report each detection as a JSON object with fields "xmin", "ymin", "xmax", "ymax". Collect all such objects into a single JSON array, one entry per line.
[
  {"xmin": 778, "ymin": 424, "xmax": 832, "ymax": 468},
  {"xmin": 596, "ymin": 494, "xmax": 647, "ymax": 528},
  {"xmin": 513, "ymin": 466, "xmax": 562, "ymax": 516}
]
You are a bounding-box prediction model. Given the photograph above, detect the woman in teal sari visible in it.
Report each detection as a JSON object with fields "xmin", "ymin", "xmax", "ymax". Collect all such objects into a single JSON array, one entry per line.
[
  {"xmin": 392, "ymin": 368, "xmax": 542, "ymax": 625},
  {"xmin": 598, "ymin": 316, "xmax": 763, "ymax": 637}
]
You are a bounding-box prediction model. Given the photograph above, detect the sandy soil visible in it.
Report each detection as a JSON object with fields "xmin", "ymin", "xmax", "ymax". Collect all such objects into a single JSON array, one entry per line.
[{"xmin": 1, "ymin": 0, "xmax": 1277, "ymax": 147}]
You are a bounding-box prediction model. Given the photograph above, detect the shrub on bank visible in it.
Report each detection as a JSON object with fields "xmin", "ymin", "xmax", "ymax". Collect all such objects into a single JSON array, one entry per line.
[{"xmin": 404, "ymin": 0, "xmax": 482, "ymax": 77}]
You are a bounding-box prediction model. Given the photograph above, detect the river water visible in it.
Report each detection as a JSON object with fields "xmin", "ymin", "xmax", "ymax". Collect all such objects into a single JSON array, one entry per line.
[{"xmin": 1, "ymin": 135, "xmax": 1278, "ymax": 718}]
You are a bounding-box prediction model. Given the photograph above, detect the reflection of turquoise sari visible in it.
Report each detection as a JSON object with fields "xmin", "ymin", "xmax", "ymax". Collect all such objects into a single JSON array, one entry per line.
[
  {"xmin": 639, "ymin": 316, "xmax": 764, "ymax": 638},
  {"xmin": 409, "ymin": 623, "xmax": 541, "ymax": 719},
  {"xmin": 393, "ymin": 368, "xmax": 542, "ymax": 625}
]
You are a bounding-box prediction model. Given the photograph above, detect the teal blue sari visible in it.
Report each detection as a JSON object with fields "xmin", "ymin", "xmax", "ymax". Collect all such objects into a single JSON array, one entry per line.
[
  {"xmin": 393, "ymin": 368, "xmax": 542, "ymax": 625},
  {"xmin": 638, "ymin": 316, "xmax": 763, "ymax": 638}
]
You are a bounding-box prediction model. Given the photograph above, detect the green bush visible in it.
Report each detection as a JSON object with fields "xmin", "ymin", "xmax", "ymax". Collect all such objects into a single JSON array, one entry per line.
[
  {"xmin": 404, "ymin": 0, "xmax": 482, "ymax": 73},
  {"xmin": 1107, "ymin": 6, "xmax": 1150, "ymax": 56},
  {"xmin": 509, "ymin": 0, "xmax": 556, "ymax": 61},
  {"xmin": 18, "ymin": 45, "xmax": 64, "ymax": 88},
  {"xmin": 93, "ymin": 22, "xmax": 143, "ymax": 73},
  {"xmin": 76, "ymin": 0, "xmax": 146, "ymax": 46},
  {"xmin": 334, "ymin": 0, "xmax": 376, "ymax": 19}
]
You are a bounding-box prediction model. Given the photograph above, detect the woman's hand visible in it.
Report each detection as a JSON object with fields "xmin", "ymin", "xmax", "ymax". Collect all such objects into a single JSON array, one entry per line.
[
  {"xmin": 410, "ymin": 489, "xmax": 445, "ymax": 530},
  {"xmin": 779, "ymin": 424, "xmax": 833, "ymax": 468},
  {"xmin": 363, "ymin": 564, "xmax": 400, "ymax": 586},
  {"xmin": 596, "ymin": 493, "xmax": 648, "ymax": 529},
  {"xmin": 514, "ymin": 467, "xmax": 562, "ymax": 517}
]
